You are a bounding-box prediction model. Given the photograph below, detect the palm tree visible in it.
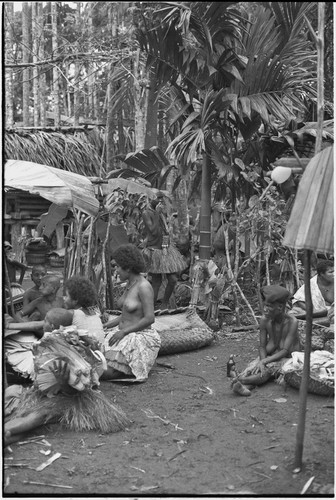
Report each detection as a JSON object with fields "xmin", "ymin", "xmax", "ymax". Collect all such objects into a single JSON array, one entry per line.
[{"xmin": 136, "ymin": 1, "xmax": 318, "ymax": 259}]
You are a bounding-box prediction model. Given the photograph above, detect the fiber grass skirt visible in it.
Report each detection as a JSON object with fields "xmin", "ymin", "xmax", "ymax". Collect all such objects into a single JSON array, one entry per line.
[
  {"xmin": 142, "ymin": 245, "xmax": 187, "ymax": 274},
  {"xmin": 9, "ymin": 386, "xmax": 131, "ymax": 433}
]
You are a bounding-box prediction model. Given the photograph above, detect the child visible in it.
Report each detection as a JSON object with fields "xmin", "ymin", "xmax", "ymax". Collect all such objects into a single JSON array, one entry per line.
[
  {"xmin": 21, "ymin": 274, "xmax": 64, "ymax": 320},
  {"xmin": 231, "ymin": 285, "xmax": 300, "ymax": 396},
  {"xmin": 43, "ymin": 307, "xmax": 73, "ymax": 332},
  {"xmin": 19, "ymin": 264, "xmax": 47, "ymax": 320},
  {"xmin": 23, "ymin": 264, "xmax": 47, "ymax": 307}
]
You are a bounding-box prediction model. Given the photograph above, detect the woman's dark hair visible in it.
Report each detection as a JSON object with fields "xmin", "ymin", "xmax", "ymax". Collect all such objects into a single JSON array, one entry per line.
[
  {"xmin": 64, "ymin": 276, "xmax": 98, "ymax": 308},
  {"xmin": 113, "ymin": 244, "xmax": 146, "ymax": 274},
  {"xmin": 316, "ymin": 259, "xmax": 334, "ymax": 275}
]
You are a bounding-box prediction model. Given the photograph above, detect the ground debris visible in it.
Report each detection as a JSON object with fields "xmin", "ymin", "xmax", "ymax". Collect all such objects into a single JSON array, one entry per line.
[
  {"xmin": 36, "ymin": 452, "xmax": 61, "ymax": 471},
  {"xmin": 23, "ymin": 480, "xmax": 72, "ymax": 489}
]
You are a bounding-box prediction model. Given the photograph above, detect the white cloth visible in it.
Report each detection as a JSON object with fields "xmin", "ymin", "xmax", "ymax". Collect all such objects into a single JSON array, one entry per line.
[
  {"xmin": 72, "ymin": 309, "xmax": 105, "ymax": 345},
  {"xmin": 281, "ymin": 350, "xmax": 334, "ymax": 381},
  {"xmin": 103, "ymin": 327, "xmax": 161, "ymax": 382},
  {"xmin": 292, "ymin": 274, "xmax": 330, "ymax": 313}
]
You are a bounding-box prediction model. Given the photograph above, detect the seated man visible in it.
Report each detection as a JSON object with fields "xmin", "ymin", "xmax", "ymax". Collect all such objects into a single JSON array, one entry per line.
[
  {"xmin": 20, "ymin": 274, "xmax": 64, "ymax": 321},
  {"xmin": 291, "ymin": 260, "xmax": 334, "ymax": 321},
  {"xmin": 231, "ymin": 285, "xmax": 300, "ymax": 397}
]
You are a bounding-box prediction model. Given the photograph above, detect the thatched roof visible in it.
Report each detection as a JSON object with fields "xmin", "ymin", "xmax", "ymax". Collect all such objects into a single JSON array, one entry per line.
[{"xmin": 4, "ymin": 128, "xmax": 105, "ymax": 177}]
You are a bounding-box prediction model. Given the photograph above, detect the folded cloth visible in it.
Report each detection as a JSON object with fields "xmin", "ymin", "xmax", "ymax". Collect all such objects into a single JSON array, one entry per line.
[{"xmin": 104, "ymin": 327, "xmax": 161, "ymax": 382}]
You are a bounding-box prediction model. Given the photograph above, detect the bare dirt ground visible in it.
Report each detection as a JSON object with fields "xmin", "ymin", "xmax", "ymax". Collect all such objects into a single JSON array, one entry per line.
[{"xmin": 3, "ymin": 324, "xmax": 334, "ymax": 498}]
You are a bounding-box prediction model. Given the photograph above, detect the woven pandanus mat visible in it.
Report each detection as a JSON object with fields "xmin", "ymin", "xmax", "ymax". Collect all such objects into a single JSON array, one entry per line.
[
  {"xmin": 284, "ymin": 371, "xmax": 334, "ymax": 397},
  {"xmin": 106, "ymin": 307, "xmax": 215, "ymax": 356},
  {"xmin": 298, "ymin": 320, "xmax": 334, "ymax": 353}
]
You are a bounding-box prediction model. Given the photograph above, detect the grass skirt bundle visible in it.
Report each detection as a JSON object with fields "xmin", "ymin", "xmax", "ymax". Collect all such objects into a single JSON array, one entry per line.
[
  {"xmin": 8, "ymin": 385, "xmax": 131, "ymax": 433},
  {"xmin": 5, "ymin": 327, "xmax": 131, "ymax": 436},
  {"xmin": 142, "ymin": 244, "xmax": 187, "ymax": 274}
]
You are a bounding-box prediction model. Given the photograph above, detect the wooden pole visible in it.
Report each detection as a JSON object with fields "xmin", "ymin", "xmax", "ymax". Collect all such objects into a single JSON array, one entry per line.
[
  {"xmin": 85, "ymin": 216, "xmax": 95, "ymax": 279},
  {"xmin": 294, "ymin": 3, "xmax": 325, "ymax": 471},
  {"xmin": 294, "ymin": 250, "xmax": 313, "ymax": 469}
]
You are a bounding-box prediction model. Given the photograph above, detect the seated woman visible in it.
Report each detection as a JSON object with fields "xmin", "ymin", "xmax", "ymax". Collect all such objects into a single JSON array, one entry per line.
[
  {"xmin": 63, "ymin": 276, "xmax": 105, "ymax": 347},
  {"xmin": 231, "ymin": 285, "xmax": 300, "ymax": 396},
  {"xmin": 291, "ymin": 260, "xmax": 334, "ymax": 322},
  {"xmin": 102, "ymin": 243, "xmax": 161, "ymax": 382}
]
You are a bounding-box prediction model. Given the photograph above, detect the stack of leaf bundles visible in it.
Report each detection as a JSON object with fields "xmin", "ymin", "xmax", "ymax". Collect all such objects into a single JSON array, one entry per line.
[{"xmin": 10, "ymin": 327, "xmax": 131, "ymax": 433}]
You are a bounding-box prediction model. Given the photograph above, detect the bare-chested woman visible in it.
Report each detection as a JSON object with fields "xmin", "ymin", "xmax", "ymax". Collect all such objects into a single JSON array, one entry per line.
[
  {"xmin": 231, "ymin": 285, "xmax": 300, "ymax": 396},
  {"xmin": 102, "ymin": 244, "xmax": 161, "ymax": 382}
]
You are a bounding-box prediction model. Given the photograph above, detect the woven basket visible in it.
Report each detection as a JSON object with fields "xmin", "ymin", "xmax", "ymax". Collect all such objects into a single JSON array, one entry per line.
[
  {"xmin": 284, "ymin": 371, "xmax": 334, "ymax": 397},
  {"xmin": 158, "ymin": 327, "xmax": 214, "ymax": 356},
  {"xmin": 155, "ymin": 307, "xmax": 215, "ymax": 356},
  {"xmin": 49, "ymin": 254, "xmax": 65, "ymax": 268}
]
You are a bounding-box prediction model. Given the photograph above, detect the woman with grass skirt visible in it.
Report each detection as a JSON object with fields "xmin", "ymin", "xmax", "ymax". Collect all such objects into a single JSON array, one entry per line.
[
  {"xmin": 141, "ymin": 193, "xmax": 187, "ymax": 311},
  {"xmin": 102, "ymin": 244, "xmax": 161, "ymax": 382}
]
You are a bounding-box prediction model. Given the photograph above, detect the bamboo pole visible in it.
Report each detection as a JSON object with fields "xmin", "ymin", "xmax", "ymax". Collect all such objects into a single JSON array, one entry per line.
[
  {"xmin": 85, "ymin": 216, "xmax": 95, "ymax": 279},
  {"xmin": 75, "ymin": 213, "xmax": 85, "ymax": 275}
]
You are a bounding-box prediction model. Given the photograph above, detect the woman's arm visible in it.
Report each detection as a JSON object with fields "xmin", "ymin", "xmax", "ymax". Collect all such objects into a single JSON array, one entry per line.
[
  {"xmin": 6, "ymin": 320, "xmax": 44, "ymax": 331},
  {"xmin": 103, "ymin": 316, "xmax": 120, "ymax": 329}
]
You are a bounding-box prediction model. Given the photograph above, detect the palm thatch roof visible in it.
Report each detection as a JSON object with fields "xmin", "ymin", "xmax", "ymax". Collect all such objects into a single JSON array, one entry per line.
[{"xmin": 4, "ymin": 128, "xmax": 106, "ymax": 177}]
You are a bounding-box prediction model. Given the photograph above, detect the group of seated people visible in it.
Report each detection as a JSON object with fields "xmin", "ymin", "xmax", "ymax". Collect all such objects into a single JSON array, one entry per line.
[
  {"xmin": 5, "ymin": 251, "xmax": 334, "ymax": 399},
  {"xmin": 6, "ymin": 244, "xmax": 162, "ymax": 385}
]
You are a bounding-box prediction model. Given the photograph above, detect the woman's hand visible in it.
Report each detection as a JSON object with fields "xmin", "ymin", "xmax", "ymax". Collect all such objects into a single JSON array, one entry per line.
[
  {"xmin": 251, "ymin": 359, "xmax": 267, "ymax": 376},
  {"xmin": 108, "ymin": 330, "xmax": 126, "ymax": 347}
]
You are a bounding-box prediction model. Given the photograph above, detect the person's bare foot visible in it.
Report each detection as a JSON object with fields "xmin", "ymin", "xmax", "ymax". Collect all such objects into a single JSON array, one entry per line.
[{"xmin": 232, "ymin": 380, "xmax": 251, "ymax": 397}]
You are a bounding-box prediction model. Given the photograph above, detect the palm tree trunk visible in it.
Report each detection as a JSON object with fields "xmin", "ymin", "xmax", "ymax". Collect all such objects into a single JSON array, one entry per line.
[
  {"xmin": 199, "ymin": 152, "xmax": 211, "ymax": 260},
  {"xmin": 51, "ymin": 2, "xmax": 60, "ymax": 127},
  {"xmin": 38, "ymin": 3, "xmax": 46, "ymax": 127},
  {"xmin": 5, "ymin": 2, "xmax": 14, "ymax": 127},
  {"xmin": 22, "ymin": 2, "xmax": 30, "ymax": 126},
  {"xmin": 134, "ymin": 49, "xmax": 147, "ymax": 150},
  {"xmin": 144, "ymin": 69, "xmax": 158, "ymax": 149},
  {"xmin": 32, "ymin": 2, "xmax": 40, "ymax": 127}
]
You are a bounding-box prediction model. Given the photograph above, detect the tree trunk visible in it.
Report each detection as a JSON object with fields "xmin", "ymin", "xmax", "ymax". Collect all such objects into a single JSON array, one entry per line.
[
  {"xmin": 87, "ymin": 2, "xmax": 94, "ymax": 121},
  {"xmin": 133, "ymin": 48, "xmax": 147, "ymax": 150},
  {"xmin": 51, "ymin": 2, "xmax": 60, "ymax": 127},
  {"xmin": 32, "ymin": 2, "xmax": 40, "ymax": 127},
  {"xmin": 175, "ymin": 174, "xmax": 190, "ymax": 247},
  {"xmin": 315, "ymin": 2, "xmax": 325, "ymax": 155},
  {"xmin": 38, "ymin": 2, "xmax": 46, "ymax": 127},
  {"xmin": 73, "ymin": 3, "xmax": 81, "ymax": 127},
  {"xmin": 144, "ymin": 69, "xmax": 158, "ymax": 149},
  {"xmin": 5, "ymin": 2, "xmax": 14, "ymax": 127},
  {"xmin": 22, "ymin": 2, "xmax": 30, "ymax": 126},
  {"xmin": 199, "ymin": 152, "xmax": 211, "ymax": 260}
]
